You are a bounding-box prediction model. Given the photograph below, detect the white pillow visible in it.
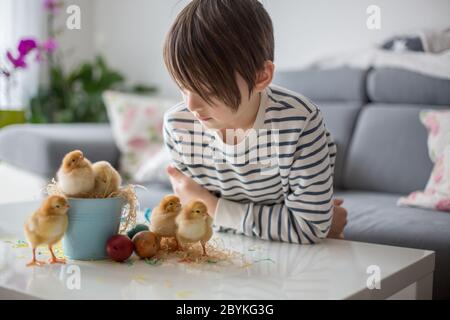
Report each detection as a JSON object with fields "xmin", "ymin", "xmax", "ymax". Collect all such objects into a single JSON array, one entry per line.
[
  {"xmin": 398, "ymin": 145, "xmax": 450, "ymax": 212},
  {"xmin": 103, "ymin": 90, "xmax": 177, "ymax": 183},
  {"xmin": 420, "ymin": 109, "xmax": 450, "ymax": 162},
  {"xmin": 398, "ymin": 109, "xmax": 450, "ymax": 212}
]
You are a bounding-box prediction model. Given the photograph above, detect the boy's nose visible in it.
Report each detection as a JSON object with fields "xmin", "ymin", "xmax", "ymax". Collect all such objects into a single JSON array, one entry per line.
[{"xmin": 184, "ymin": 92, "xmax": 205, "ymax": 112}]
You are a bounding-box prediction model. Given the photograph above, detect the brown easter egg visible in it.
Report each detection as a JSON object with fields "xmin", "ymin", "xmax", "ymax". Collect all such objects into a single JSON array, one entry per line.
[{"xmin": 132, "ymin": 231, "xmax": 160, "ymax": 259}]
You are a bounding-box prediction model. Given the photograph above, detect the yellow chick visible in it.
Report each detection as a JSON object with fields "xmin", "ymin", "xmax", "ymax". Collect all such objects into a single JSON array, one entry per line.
[
  {"xmin": 150, "ymin": 195, "xmax": 182, "ymax": 249},
  {"xmin": 57, "ymin": 150, "xmax": 95, "ymax": 198},
  {"xmin": 91, "ymin": 161, "xmax": 122, "ymax": 198},
  {"xmin": 175, "ymin": 200, "xmax": 213, "ymax": 256},
  {"xmin": 24, "ymin": 195, "xmax": 70, "ymax": 267}
]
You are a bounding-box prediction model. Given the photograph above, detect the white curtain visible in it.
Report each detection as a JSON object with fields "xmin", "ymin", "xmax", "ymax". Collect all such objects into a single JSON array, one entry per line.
[{"xmin": 0, "ymin": 0, "xmax": 43, "ymax": 109}]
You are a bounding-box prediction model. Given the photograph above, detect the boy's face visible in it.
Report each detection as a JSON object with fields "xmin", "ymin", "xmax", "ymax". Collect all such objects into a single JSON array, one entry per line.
[{"xmin": 181, "ymin": 73, "xmax": 258, "ymax": 131}]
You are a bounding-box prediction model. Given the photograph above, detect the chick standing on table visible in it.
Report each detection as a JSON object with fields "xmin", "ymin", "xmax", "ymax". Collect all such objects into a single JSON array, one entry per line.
[
  {"xmin": 150, "ymin": 195, "xmax": 182, "ymax": 249},
  {"xmin": 175, "ymin": 200, "xmax": 213, "ymax": 256},
  {"xmin": 91, "ymin": 161, "xmax": 122, "ymax": 198},
  {"xmin": 24, "ymin": 195, "xmax": 70, "ymax": 266},
  {"xmin": 57, "ymin": 150, "xmax": 95, "ymax": 198}
]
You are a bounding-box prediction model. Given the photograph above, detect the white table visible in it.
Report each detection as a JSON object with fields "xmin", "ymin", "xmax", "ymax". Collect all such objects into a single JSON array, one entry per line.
[{"xmin": 0, "ymin": 201, "xmax": 435, "ymax": 300}]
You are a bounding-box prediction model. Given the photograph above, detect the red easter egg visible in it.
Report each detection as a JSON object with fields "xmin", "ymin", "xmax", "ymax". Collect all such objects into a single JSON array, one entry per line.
[{"xmin": 106, "ymin": 235, "xmax": 134, "ymax": 262}]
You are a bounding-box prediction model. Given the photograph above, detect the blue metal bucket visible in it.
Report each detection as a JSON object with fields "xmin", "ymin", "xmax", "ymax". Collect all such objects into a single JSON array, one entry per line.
[{"xmin": 62, "ymin": 197, "xmax": 125, "ymax": 260}]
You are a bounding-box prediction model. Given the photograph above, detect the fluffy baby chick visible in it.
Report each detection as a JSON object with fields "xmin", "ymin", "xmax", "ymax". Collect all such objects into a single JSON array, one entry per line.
[
  {"xmin": 24, "ymin": 195, "xmax": 70, "ymax": 266},
  {"xmin": 175, "ymin": 200, "xmax": 213, "ymax": 256},
  {"xmin": 91, "ymin": 161, "xmax": 122, "ymax": 198},
  {"xmin": 57, "ymin": 150, "xmax": 95, "ymax": 198},
  {"xmin": 150, "ymin": 195, "xmax": 182, "ymax": 249}
]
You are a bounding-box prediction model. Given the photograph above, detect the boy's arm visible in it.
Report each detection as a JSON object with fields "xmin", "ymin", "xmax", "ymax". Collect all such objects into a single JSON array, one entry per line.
[
  {"xmin": 214, "ymin": 109, "xmax": 335, "ymax": 244},
  {"xmin": 163, "ymin": 116, "xmax": 189, "ymax": 173}
]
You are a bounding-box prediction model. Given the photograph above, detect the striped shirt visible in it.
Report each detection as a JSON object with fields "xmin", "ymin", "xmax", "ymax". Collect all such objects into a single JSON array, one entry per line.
[{"xmin": 163, "ymin": 84, "xmax": 337, "ymax": 244}]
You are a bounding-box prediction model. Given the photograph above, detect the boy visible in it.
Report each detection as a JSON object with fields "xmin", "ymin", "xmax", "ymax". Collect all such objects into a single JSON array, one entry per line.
[{"xmin": 162, "ymin": 0, "xmax": 347, "ymax": 243}]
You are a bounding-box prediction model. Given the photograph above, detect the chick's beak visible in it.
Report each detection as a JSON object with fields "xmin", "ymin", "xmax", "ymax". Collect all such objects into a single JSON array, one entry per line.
[{"xmin": 73, "ymin": 156, "xmax": 82, "ymax": 166}]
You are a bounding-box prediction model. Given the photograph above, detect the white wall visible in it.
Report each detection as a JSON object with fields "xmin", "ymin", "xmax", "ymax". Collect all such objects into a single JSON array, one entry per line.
[
  {"xmin": 81, "ymin": 0, "xmax": 450, "ymax": 99},
  {"xmin": 92, "ymin": 0, "xmax": 190, "ymax": 100},
  {"xmin": 55, "ymin": 0, "xmax": 96, "ymax": 71},
  {"xmin": 266, "ymin": 0, "xmax": 450, "ymax": 70}
]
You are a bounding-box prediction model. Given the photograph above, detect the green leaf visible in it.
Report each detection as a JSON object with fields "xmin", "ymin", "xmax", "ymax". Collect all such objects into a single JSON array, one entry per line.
[{"xmin": 131, "ymin": 84, "xmax": 158, "ymax": 94}]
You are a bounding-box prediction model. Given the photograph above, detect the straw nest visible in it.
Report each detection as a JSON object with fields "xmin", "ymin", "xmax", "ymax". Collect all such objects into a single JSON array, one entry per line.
[{"xmin": 154, "ymin": 236, "xmax": 246, "ymax": 266}]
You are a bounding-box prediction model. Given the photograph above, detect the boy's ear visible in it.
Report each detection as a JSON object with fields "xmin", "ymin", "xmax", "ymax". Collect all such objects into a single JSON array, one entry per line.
[{"xmin": 254, "ymin": 60, "xmax": 275, "ymax": 92}]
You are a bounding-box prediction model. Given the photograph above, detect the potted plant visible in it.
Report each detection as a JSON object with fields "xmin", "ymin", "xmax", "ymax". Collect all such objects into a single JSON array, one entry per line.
[{"xmin": 1, "ymin": 0, "xmax": 157, "ymax": 126}]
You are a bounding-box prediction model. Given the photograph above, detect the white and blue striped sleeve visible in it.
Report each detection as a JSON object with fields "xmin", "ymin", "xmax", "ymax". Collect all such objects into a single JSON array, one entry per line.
[
  {"xmin": 214, "ymin": 109, "xmax": 335, "ymax": 244},
  {"xmin": 163, "ymin": 116, "xmax": 189, "ymax": 173}
]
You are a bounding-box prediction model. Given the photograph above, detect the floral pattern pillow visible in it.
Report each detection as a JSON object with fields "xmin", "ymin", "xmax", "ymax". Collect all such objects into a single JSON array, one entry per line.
[
  {"xmin": 421, "ymin": 109, "xmax": 450, "ymax": 162},
  {"xmin": 103, "ymin": 91, "xmax": 176, "ymax": 182},
  {"xmin": 398, "ymin": 110, "xmax": 450, "ymax": 212}
]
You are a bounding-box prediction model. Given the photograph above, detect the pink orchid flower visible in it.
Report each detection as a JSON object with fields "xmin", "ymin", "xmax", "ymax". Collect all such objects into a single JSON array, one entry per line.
[
  {"xmin": 43, "ymin": 0, "xmax": 63, "ymax": 14},
  {"xmin": 6, "ymin": 38, "xmax": 39, "ymax": 69},
  {"xmin": 6, "ymin": 51, "xmax": 27, "ymax": 69},
  {"xmin": 42, "ymin": 38, "xmax": 58, "ymax": 53},
  {"xmin": 18, "ymin": 38, "xmax": 37, "ymax": 56}
]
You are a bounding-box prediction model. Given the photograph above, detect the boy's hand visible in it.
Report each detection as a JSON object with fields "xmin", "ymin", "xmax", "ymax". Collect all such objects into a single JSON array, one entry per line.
[
  {"xmin": 166, "ymin": 165, "xmax": 218, "ymax": 217},
  {"xmin": 327, "ymin": 199, "xmax": 348, "ymax": 239}
]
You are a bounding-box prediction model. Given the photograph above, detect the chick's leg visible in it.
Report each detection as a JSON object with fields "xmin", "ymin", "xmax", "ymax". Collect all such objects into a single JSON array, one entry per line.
[
  {"xmin": 26, "ymin": 248, "xmax": 46, "ymax": 267},
  {"xmin": 48, "ymin": 245, "xmax": 66, "ymax": 264},
  {"xmin": 174, "ymin": 238, "xmax": 181, "ymax": 251},
  {"xmin": 176, "ymin": 235, "xmax": 185, "ymax": 252},
  {"xmin": 201, "ymin": 241, "xmax": 207, "ymax": 256}
]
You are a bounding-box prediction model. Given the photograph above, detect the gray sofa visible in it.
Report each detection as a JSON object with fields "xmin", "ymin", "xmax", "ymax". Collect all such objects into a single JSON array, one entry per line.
[{"xmin": 1, "ymin": 67, "xmax": 449, "ymax": 299}]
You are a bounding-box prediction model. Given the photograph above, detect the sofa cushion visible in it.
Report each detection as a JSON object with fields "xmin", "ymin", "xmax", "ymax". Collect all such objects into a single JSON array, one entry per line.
[
  {"xmin": 0, "ymin": 124, "xmax": 120, "ymax": 178},
  {"xmin": 335, "ymin": 190, "xmax": 450, "ymax": 300},
  {"xmin": 342, "ymin": 104, "xmax": 450, "ymax": 194},
  {"xmin": 319, "ymin": 103, "xmax": 362, "ymax": 189},
  {"xmin": 368, "ymin": 68, "xmax": 450, "ymax": 106},
  {"xmin": 274, "ymin": 67, "xmax": 368, "ymax": 102}
]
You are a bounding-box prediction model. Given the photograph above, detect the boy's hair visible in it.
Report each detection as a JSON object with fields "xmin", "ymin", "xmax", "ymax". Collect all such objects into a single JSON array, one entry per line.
[{"xmin": 163, "ymin": 0, "xmax": 274, "ymax": 111}]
